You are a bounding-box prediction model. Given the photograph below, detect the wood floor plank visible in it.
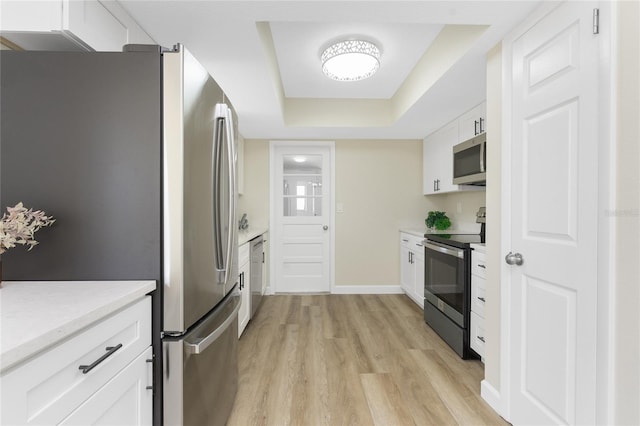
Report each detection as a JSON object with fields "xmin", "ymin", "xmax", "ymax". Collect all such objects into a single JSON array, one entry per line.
[
  {"xmin": 360, "ymin": 373, "xmax": 416, "ymax": 426},
  {"xmin": 228, "ymin": 294, "xmax": 508, "ymax": 426}
]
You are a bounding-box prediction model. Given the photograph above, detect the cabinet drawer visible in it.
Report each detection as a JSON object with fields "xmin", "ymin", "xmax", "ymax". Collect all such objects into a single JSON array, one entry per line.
[
  {"xmin": 239, "ymin": 242, "xmax": 250, "ymax": 267},
  {"xmin": 60, "ymin": 347, "xmax": 153, "ymax": 425},
  {"xmin": 400, "ymin": 233, "xmax": 411, "ymax": 248},
  {"xmin": 1, "ymin": 297, "xmax": 151, "ymax": 425},
  {"xmin": 402, "ymin": 234, "xmax": 424, "ymax": 251},
  {"xmin": 470, "ymin": 311, "xmax": 485, "ymax": 359},
  {"xmin": 471, "ymin": 250, "xmax": 487, "ymax": 278},
  {"xmin": 471, "ymin": 275, "xmax": 486, "ymax": 317}
]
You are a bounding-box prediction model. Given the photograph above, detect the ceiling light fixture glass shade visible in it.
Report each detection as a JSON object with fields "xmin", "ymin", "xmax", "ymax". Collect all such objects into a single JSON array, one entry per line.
[{"xmin": 321, "ymin": 40, "xmax": 380, "ymax": 81}]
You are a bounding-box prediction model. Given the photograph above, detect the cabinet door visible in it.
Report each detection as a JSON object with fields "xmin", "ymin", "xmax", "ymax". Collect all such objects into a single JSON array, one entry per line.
[
  {"xmin": 60, "ymin": 347, "xmax": 153, "ymax": 426},
  {"xmin": 434, "ymin": 120, "xmax": 460, "ymax": 193},
  {"xmin": 422, "ymin": 135, "xmax": 440, "ymax": 195},
  {"xmin": 262, "ymin": 234, "xmax": 269, "ymax": 294},
  {"xmin": 414, "ymin": 246, "xmax": 425, "ymax": 308},
  {"xmin": 424, "ymin": 120, "xmax": 459, "ymax": 194},
  {"xmin": 470, "ymin": 311, "xmax": 485, "ymax": 359},
  {"xmin": 400, "ymin": 244, "xmax": 414, "ymax": 295},
  {"xmin": 238, "ymin": 262, "xmax": 251, "ymax": 337},
  {"xmin": 0, "ymin": 0, "xmax": 151, "ymax": 52},
  {"xmin": 66, "ymin": 0, "xmax": 128, "ymax": 51},
  {"xmin": 458, "ymin": 102, "xmax": 487, "ymax": 142}
]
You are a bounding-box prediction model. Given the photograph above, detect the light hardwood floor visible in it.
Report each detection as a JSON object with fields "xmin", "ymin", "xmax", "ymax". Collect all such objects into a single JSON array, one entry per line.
[{"xmin": 227, "ymin": 294, "xmax": 507, "ymax": 426}]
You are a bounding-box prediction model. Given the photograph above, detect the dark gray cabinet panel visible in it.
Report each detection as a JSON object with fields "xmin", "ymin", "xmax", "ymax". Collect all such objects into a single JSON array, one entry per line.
[{"xmin": 1, "ymin": 51, "xmax": 162, "ymax": 281}]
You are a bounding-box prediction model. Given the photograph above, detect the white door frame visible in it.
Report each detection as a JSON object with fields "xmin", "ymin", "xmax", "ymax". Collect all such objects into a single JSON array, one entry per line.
[
  {"xmin": 499, "ymin": 1, "xmax": 616, "ymax": 422},
  {"xmin": 269, "ymin": 141, "xmax": 336, "ymax": 294}
]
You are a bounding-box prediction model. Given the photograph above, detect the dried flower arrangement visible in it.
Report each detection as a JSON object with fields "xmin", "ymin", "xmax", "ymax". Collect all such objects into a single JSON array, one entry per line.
[{"xmin": 0, "ymin": 202, "xmax": 55, "ymax": 255}]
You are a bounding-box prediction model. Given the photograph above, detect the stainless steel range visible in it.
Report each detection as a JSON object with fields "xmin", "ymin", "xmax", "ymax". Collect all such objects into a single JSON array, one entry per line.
[{"xmin": 423, "ymin": 208, "xmax": 485, "ymax": 359}]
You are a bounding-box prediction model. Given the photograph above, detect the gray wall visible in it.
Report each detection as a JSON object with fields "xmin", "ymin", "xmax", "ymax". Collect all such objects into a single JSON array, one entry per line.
[{"xmin": 1, "ymin": 51, "xmax": 162, "ymax": 281}]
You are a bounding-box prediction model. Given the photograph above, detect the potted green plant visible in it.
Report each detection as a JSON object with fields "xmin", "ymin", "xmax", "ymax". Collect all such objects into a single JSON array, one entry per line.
[{"xmin": 426, "ymin": 211, "xmax": 451, "ymax": 231}]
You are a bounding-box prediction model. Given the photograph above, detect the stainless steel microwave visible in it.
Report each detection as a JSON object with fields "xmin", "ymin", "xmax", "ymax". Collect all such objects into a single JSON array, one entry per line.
[{"xmin": 452, "ymin": 133, "xmax": 486, "ymax": 185}]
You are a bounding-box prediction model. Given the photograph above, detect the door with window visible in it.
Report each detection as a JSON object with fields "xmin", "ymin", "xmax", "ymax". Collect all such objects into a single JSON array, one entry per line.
[{"xmin": 271, "ymin": 143, "xmax": 333, "ymax": 293}]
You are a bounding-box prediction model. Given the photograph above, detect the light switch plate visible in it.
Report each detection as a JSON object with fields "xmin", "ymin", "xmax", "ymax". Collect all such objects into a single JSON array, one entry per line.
[{"xmin": 336, "ymin": 202, "xmax": 344, "ymax": 213}]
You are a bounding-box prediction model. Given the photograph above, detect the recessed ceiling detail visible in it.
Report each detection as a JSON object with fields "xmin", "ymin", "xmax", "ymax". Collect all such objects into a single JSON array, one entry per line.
[
  {"xmin": 261, "ymin": 23, "xmax": 491, "ymax": 128},
  {"xmin": 321, "ymin": 40, "xmax": 380, "ymax": 81},
  {"xmin": 119, "ymin": 0, "xmax": 542, "ymax": 139}
]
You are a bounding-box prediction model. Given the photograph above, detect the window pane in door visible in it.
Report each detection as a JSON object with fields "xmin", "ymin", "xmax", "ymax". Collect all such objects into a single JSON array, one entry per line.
[
  {"xmin": 283, "ymin": 197, "xmax": 322, "ymax": 217},
  {"xmin": 283, "ymin": 176, "xmax": 322, "ymax": 196},
  {"xmin": 282, "ymin": 154, "xmax": 323, "ymax": 216}
]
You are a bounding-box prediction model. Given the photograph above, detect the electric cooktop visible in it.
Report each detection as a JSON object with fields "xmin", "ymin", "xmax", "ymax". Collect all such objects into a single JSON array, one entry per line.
[{"xmin": 424, "ymin": 233, "xmax": 483, "ymax": 249}]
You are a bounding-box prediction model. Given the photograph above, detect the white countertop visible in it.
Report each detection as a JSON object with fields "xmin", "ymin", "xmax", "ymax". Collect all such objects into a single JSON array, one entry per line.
[
  {"xmin": 239, "ymin": 227, "xmax": 268, "ymax": 246},
  {"xmin": 0, "ymin": 280, "xmax": 156, "ymax": 373},
  {"xmin": 470, "ymin": 243, "xmax": 486, "ymax": 253}
]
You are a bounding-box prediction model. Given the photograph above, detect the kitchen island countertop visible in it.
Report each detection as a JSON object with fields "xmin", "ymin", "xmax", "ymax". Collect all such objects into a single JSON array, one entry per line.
[{"xmin": 0, "ymin": 280, "xmax": 155, "ymax": 373}]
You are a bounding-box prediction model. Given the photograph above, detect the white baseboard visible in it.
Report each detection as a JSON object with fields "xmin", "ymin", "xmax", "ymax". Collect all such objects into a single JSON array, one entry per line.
[
  {"xmin": 264, "ymin": 285, "xmax": 404, "ymax": 295},
  {"xmin": 481, "ymin": 380, "xmax": 502, "ymax": 417},
  {"xmin": 330, "ymin": 285, "xmax": 404, "ymax": 294}
]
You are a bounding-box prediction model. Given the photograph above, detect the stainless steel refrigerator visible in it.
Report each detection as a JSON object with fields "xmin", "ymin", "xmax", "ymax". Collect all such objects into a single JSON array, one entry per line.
[{"xmin": 0, "ymin": 44, "xmax": 240, "ymax": 425}]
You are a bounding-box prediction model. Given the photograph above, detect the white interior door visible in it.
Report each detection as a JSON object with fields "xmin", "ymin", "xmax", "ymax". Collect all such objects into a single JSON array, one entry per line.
[
  {"xmin": 505, "ymin": 2, "xmax": 599, "ymax": 424},
  {"xmin": 272, "ymin": 143, "xmax": 333, "ymax": 293}
]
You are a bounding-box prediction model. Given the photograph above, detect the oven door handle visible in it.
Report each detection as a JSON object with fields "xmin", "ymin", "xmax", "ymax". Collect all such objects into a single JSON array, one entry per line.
[{"xmin": 422, "ymin": 240, "xmax": 465, "ymax": 259}]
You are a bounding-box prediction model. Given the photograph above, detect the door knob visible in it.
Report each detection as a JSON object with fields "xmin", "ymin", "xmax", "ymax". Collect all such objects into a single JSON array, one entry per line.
[
  {"xmin": 323, "ymin": 225, "xmax": 329, "ymax": 230},
  {"xmin": 505, "ymin": 252, "xmax": 524, "ymax": 266}
]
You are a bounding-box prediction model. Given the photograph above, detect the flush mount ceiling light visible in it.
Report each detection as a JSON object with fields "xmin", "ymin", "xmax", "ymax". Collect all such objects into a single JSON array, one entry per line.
[{"xmin": 321, "ymin": 40, "xmax": 380, "ymax": 82}]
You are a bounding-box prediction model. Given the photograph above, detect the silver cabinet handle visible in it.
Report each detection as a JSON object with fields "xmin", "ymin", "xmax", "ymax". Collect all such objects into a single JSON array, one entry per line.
[
  {"xmin": 477, "ymin": 264, "xmax": 486, "ymax": 269},
  {"xmin": 323, "ymin": 225, "xmax": 328, "ymax": 230},
  {"xmin": 474, "ymin": 120, "xmax": 479, "ymax": 135},
  {"xmin": 478, "ymin": 336, "xmax": 485, "ymax": 343},
  {"xmin": 505, "ymin": 252, "xmax": 524, "ymax": 266},
  {"xmin": 423, "ymin": 240, "xmax": 465, "ymax": 259},
  {"xmin": 479, "ymin": 117, "xmax": 485, "ymax": 133},
  {"xmin": 477, "ymin": 297, "xmax": 486, "ymax": 302}
]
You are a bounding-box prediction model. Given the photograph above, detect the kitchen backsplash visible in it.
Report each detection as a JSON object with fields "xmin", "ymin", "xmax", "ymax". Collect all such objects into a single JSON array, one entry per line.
[{"xmin": 441, "ymin": 190, "xmax": 486, "ymax": 231}]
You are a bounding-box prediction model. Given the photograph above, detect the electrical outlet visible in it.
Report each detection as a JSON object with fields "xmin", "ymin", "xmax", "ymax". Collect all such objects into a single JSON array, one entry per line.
[{"xmin": 336, "ymin": 203, "xmax": 344, "ymax": 213}]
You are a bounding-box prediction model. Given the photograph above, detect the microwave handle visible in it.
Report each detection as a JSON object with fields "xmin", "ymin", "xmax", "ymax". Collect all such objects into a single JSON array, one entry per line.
[{"xmin": 480, "ymin": 142, "xmax": 485, "ymax": 173}]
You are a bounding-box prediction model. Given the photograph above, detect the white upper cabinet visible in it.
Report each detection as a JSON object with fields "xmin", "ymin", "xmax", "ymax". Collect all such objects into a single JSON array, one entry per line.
[
  {"xmin": 0, "ymin": 0, "xmax": 155, "ymax": 52},
  {"xmin": 423, "ymin": 120, "xmax": 458, "ymax": 194},
  {"xmin": 423, "ymin": 102, "xmax": 486, "ymax": 195},
  {"xmin": 458, "ymin": 102, "xmax": 487, "ymax": 142}
]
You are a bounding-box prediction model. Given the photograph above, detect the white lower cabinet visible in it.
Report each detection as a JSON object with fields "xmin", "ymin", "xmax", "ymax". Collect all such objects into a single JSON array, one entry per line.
[
  {"xmin": 238, "ymin": 241, "xmax": 251, "ymax": 337},
  {"xmin": 60, "ymin": 347, "xmax": 153, "ymax": 425},
  {"xmin": 470, "ymin": 248, "xmax": 487, "ymax": 359},
  {"xmin": 400, "ymin": 232, "xmax": 425, "ymax": 308},
  {"xmin": 0, "ymin": 297, "xmax": 152, "ymax": 425}
]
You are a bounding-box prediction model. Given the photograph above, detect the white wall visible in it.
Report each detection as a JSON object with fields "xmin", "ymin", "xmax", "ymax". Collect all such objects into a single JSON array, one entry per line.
[
  {"xmin": 483, "ymin": 42, "xmax": 502, "ymax": 394},
  {"xmin": 613, "ymin": 1, "xmax": 640, "ymax": 423}
]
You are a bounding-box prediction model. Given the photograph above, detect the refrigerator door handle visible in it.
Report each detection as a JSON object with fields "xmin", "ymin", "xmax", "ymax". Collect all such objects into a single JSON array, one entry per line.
[
  {"xmin": 223, "ymin": 105, "xmax": 237, "ymax": 284},
  {"xmin": 213, "ymin": 112, "xmax": 225, "ymax": 276},
  {"xmin": 184, "ymin": 291, "xmax": 241, "ymax": 355}
]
